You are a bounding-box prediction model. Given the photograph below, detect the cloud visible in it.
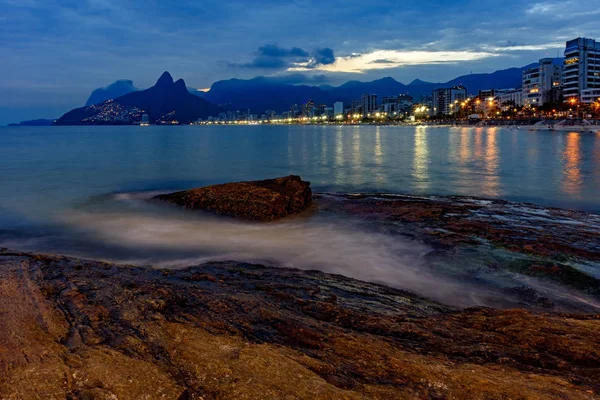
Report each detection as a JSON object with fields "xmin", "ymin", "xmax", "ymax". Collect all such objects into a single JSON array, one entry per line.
[
  {"xmin": 233, "ymin": 45, "xmax": 336, "ymax": 70},
  {"xmin": 526, "ymin": 1, "xmax": 568, "ymax": 14},
  {"xmin": 312, "ymin": 48, "xmax": 335, "ymax": 65},
  {"xmin": 290, "ymin": 49, "xmax": 500, "ymax": 73},
  {"xmin": 369, "ymin": 58, "xmax": 396, "ymax": 64},
  {"xmin": 483, "ymin": 41, "xmax": 564, "ymax": 52},
  {"xmin": 258, "ymin": 44, "xmax": 308, "ymax": 58}
]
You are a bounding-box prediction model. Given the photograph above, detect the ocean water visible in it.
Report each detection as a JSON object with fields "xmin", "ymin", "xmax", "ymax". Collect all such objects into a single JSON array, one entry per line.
[{"xmin": 1, "ymin": 125, "xmax": 599, "ymax": 309}]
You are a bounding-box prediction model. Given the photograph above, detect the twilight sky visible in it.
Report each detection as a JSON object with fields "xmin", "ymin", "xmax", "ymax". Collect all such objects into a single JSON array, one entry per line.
[{"xmin": 1, "ymin": 0, "xmax": 599, "ymax": 124}]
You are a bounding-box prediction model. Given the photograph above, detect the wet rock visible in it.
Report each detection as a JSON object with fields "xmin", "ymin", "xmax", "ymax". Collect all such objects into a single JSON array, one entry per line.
[
  {"xmin": 317, "ymin": 193, "xmax": 600, "ymax": 297},
  {"xmin": 155, "ymin": 175, "xmax": 312, "ymax": 221},
  {"xmin": 1, "ymin": 249, "xmax": 599, "ymax": 399}
]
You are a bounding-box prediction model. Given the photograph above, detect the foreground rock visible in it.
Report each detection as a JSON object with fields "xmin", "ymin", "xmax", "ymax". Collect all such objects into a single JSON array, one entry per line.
[
  {"xmin": 155, "ymin": 175, "xmax": 312, "ymax": 221},
  {"xmin": 1, "ymin": 249, "xmax": 599, "ymax": 399}
]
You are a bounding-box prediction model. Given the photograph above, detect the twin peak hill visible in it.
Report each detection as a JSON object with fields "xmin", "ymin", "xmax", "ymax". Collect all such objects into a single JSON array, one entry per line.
[{"xmin": 55, "ymin": 72, "xmax": 223, "ymax": 125}]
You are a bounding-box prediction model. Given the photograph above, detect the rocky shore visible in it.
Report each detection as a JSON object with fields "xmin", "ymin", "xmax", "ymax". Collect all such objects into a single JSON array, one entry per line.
[
  {"xmin": 1, "ymin": 248, "xmax": 599, "ymax": 399},
  {"xmin": 2, "ymin": 177, "xmax": 600, "ymax": 399}
]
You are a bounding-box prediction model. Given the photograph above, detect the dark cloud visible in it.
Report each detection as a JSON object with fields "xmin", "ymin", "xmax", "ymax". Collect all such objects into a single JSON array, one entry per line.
[
  {"xmin": 233, "ymin": 45, "xmax": 336, "ymax": 70},
  {"xmin": 238, "ymin": 56, "xmax": 288, "ymax": 69},
  {"xmin": 369, "ymin": 59, "xmax": 395, "ymax": 64},
  {"xmin": 498, "ymin": 40, "xmax": 525, "ymax": 48},
  {"xmin": 312, "ymin": 48, "xmax": 336, "ymax": 65},
  {"xmin": 258, "ymin": 45, "xmax": 309, "ymax": 58},
  {"xmin": 234, "ymin": 44, "xmax": 311, "ymax": 69}
]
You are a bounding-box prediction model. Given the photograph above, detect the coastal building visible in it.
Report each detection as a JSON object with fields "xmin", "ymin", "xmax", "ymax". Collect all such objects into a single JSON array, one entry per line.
[
  {"xmin": 333, "ymin": 101, "xmax": 344, "ymax": 116},
  {"xmin": 432, "ymin": 86, "xmax": 467, "ymax": 116},
  {"xmin": 522, "ymin": 58, "xmax": 562, "ymax": 107},
  {"xmin": 478, "ymin": 89, "xmax": 495, "ymax": 100},
  {"xmin": 361, "ymin": 94, "xmax": 378, "ymax": 116},
  {"xmin": 302, "ymin": 100, "xmax": 315, "ymax": 117},
  {"xmin": 539, "ymin": 58, "xmax": 562, "ymax": 104},
  {"xmin": 522, "ymin": 66, "xmax": 541, "ymax": 106},
  {"xmin": 581, "ymin": 88, "xmax": 600, "ymax": 104},
  {"xmin": 397, "ymin": 94, "xmax": 414, "ymax": 112},
  {"xmin": 496, "ymin": 89, "xmax": 523, "ymax": 109},
  {"xmin": 381, "ymin": 96, "xmax": 398, "ymax": 113},
  {"xmin": 563, "ymin": 37, "xmax": 600, "ymax": 102},
  {"xmin": 290, "ymin": 104, "xmax": 300, "ymax": 118}
]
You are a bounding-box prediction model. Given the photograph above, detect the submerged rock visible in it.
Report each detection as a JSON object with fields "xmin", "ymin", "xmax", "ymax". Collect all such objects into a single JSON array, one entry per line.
[{"xmin": 155, "ymin": 175, "xmax": 312, "ymax": 221}]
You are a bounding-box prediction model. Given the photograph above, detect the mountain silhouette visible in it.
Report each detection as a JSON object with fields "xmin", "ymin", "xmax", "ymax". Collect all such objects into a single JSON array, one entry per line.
[
  {"xmin": 197, "ymin": 59, "xmax": 563, "ymax": 113},
  {"xmin": 57, "ymin": 72, "xmax": 224, "ymax": 125},
  {"xmin": 85, "ymin": 80, "xmax": 138, "ymax": 106}
]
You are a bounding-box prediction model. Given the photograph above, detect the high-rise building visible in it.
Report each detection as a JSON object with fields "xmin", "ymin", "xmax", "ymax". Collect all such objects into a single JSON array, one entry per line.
[
  {"xmin": 333, "ymin": 101, "xmax": 344, "ymax": 116},
  {"xmin": 397, "ymin": 95, "xmax": 414, "ymax": 113},
  {"xmin": 522, "ymin": 67, "xmax": 541, "ymax": 106},
  {"xmin": 522, "ymin": 58, "xmax": 561, "ymax": 107},
  {"xmin": 432, "ymin": 86, "xmax": 467, "ymax": 115},
  {"xmin": 303, "ymin": 100, "xmax": 315, "ymax": 117},
  {"xmin": 563, "ymin": 37, "xmax": 600, "ymax": 102},
  {"xmin": 361, "ymin": 94, "xmax": 377, "ymax": 116},
  {"xmin": 290, "ymin": 104, "xmax": 300, "ymax": 117},
  {"xmin": 539, "ymin": 58, "xmax": 562, "ymax": 104}
]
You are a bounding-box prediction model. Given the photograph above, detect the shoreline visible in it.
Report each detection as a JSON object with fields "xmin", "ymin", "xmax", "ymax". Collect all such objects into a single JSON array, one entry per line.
[{"xmin": 1, "ymin": 191, "xmax": 599, "ymax": 312}]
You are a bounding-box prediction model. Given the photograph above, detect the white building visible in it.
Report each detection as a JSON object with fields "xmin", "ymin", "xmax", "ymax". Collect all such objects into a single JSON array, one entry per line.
[
  {"xmin": 361, "ymin": 94, "xmax": 377, "ymax": 116},
  {"xmin": 563, "ymin": 37, "xmax": 600, "ymax": 102},
  {"xmin": 581, "ymin": 88, "xmax": 600, "ymax": 104},
  {"xmin": 333, "ymin": 101, "xmax": 344, "ymax": 116},
  {"xmin": 496, "ymin": 89, "xmax": 523, "ymax": 108},
  {"xmin": 522, "ymin": 58, "xmax": 561, "ymax": 106},
  {"xmin": 522, "ymin": 67, "xmax": 540, "ymax": 106},
  {"xmin": 432, "ymin": 86, "xmax": 467, "ymax": 115}
]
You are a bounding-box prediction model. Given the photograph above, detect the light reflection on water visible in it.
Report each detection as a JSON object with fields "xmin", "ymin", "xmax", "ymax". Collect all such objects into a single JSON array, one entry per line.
[
  {"xmin": 0, "ymin": 125, "xmax": 599, "ymax": 223},
  {"xmin": 483, "ymin": 128, "xmax": 500, "ymax": 198},
  {"xmin": 412, "ymin": 126, "xmax": 429, "ymax": 192},
  {"xmin": 563, "ymin": 132, "xmax": 582, "ymax": 196}
]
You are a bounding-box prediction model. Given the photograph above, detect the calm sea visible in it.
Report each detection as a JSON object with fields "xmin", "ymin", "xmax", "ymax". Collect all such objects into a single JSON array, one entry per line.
[{"xmin": 1, "ymin": 125, "xmax": 599, "ymax": 217}]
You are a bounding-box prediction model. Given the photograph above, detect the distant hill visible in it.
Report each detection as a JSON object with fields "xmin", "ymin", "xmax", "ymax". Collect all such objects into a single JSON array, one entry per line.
[
  {"xmin": 201, "ymin": 77, "xmax": 337, "ymax": 114},
  {"xmin": 56, "ymin": 72, "xmax": 224, "ymax": 125},
  {"xmin": 85, "ymin": 80, "xmax": 138, "ymax": 106},
  {"xmin": 201, "ymin": 59, "xmax": 563, "ymax": 113},
  {"xmin": 7, "ymin": 119, "xmax": 55, "ymax": 127}
]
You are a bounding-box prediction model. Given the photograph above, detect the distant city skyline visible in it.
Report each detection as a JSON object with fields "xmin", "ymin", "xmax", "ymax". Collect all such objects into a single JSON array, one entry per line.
[{"xmin": 2, "ymin": 0, "xmax": 600, "ymax": 125}]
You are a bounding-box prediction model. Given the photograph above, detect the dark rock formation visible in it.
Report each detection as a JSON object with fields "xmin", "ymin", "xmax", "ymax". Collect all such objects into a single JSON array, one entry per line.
[
  {"xmin": 85, "ymin": 79, "xmax": 138, "ymax": 106},
  {"xmin": 1, "ymin": 249, "xmax": 599, "ymax": 399},
  {"xmin": 155, "ymin": 175, "xmax": 313, "ymax": 221}
]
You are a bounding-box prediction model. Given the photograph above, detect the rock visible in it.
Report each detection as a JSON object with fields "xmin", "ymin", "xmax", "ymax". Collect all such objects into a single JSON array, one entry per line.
[
  {"xmin": 1, "ymin": 249, "xmax": 600, "ymax": 399},
  {"xmin": 155, "ymin": 175, "xmax": 313, "ymax": 221}
]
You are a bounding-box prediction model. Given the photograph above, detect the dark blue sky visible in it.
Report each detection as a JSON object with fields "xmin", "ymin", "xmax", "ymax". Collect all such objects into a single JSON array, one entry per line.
[{"xmin": 1, "ymin": 0, "xmax": 599, "ymax": 124}]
